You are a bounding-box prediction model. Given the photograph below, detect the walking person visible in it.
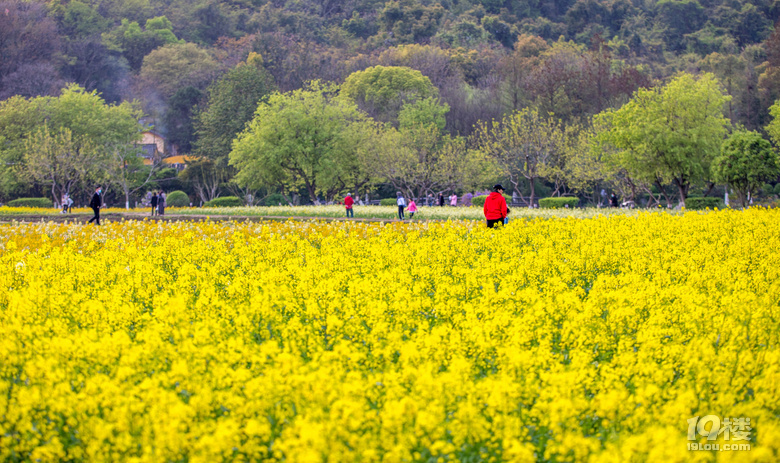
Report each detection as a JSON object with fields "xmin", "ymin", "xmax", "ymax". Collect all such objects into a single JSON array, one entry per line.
[
  {"xmin": 438, "ymin": 193, "xmax": 445, "ymax": 207},
  {"xmin": 87, "ymin": 186, "xmax": 102, "ymax": 225},
  {"xmin": 610, "ymin": 193, "xmax": 619, "ymax": 208},
  {"xmin": 61, "ymin": 193, "xmax": 69, "ymax": 214},
  {"xmin": 344, "ymin": 193, "xmax": 354, "ymax": 218},
  {"xmin": 158, "ymin": 191, "xmax": 166, "ymax": 216},
  {"xmin": 67, "ymin": 194, "xmax": 74, "ymax": 213},
  {"xmin": 396, "ymin": 192, "xmax": 406, "ymax": 220},
  {"xmin": 151, "ymin": 192, "xmax": 158, "ymax": 216},
  {"xmin": 483, "ymin": 184, "xmax": 508, "ymax": 228},
  {"xmin": 407, "ymin": 198, "xmax": 417, "ymax": 219},
  {"xmin": 449, "ymin": 193, "xmax": 457, "ymax": 206}
]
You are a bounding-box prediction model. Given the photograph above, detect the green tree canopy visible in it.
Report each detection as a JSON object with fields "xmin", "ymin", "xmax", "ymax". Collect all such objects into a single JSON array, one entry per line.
[
  {"xmin": 230, "ymin": 82, "xmax": 370, "ymax": 203},
  {"xmin": 0, "ymin": 84, "xmax": 144, "ymax": 204},
  {"xmin": 139, "ymin": 43, "xmax": 218, "ymax": 98},
  {"xmin": 713, "ymin": 130, "xmax": 779, "ymax": 208},
  {"xmin": 473, "ymin": 106, "xmax": 568, "ymax": 206},
  {"xmin": 195, "ymin": 53, "xmax": 276, "ymax": 164},
  {"xmin": 341, "ymin": 65, "xmax": 438, "ymax": 124},
  {"xmin": 593, "ymin": 73, "xmax": 730, "ymax": 206}
]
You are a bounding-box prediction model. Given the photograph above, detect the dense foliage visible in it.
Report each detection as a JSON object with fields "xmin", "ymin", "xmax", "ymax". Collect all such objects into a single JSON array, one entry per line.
[{"xmin": 3, "ymin": 0, "xmax": 780, "ymax": 207}]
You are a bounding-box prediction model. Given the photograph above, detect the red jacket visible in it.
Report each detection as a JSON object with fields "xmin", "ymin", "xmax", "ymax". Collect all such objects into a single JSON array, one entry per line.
[
  {"xmin": 344, "ymin": 196, "xmax": 354, "ymax": 208},
  {"xmin": 483, "ymin": 192, "xmax": 507, "ymax": 220}
]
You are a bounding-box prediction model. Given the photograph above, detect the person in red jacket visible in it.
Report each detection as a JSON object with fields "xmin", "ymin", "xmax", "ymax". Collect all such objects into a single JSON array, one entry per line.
[
  {"xmin": 483, "ymin": 184, "xmax": 508, "ymax": 228},
  {"xmin": 344, "ymin": 193, "xmax": 354, "ymax": 218}
]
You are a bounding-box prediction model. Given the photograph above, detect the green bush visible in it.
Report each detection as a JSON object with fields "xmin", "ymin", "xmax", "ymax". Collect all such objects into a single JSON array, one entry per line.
[
  {"xmin": 470, "ymin": 194, "xmax": 511, "ymax": 207},
  {"xmin": 380, "ymin": 198, "xmax": 398, "ymax": 206},
  {"xmin": 8, "ymin": 197, "xmax": 53, "ymax": 208},
  {"xmin": 165, "ymin": 190, "xmax": 190, "ymax": 207},
  {"xmin": 774, "ymin": 184, "xmax": 780, "ymax": 196},
  {"xmin": 685, "ymin": 197, "xmax": 722, "ymax": 210},
  {"xmin": 262, "ymin": 193, "xmax": 287, "ymax": 206},
  {"xmin": 203, "ymin": 196, "xmax": 244, "ymax": 208},
  {"xmin": 538, "ymin": 197, "xmax": 579, "ymax": 208}
]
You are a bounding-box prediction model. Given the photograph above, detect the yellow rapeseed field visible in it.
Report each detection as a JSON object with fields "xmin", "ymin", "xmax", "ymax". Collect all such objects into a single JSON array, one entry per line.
[{"xmin": 0, "ymin": 210, "xmax": 778, "ymax": 462}]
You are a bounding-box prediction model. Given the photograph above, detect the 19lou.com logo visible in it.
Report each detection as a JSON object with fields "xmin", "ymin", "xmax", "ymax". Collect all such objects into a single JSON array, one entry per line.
[{"xmin": 687, "ymin": 415, "xmax": 752, "ymax": 451}]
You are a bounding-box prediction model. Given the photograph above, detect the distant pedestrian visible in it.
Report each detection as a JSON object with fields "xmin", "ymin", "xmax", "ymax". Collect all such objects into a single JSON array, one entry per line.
[
  {"xmin": 407, "ymin": 199, "xmax": 417, "ymax": 219},
  {"xmin": 61, "ymin": 193, "xmax": 70, "ymax": 214},
  {"xmin": 483, "ymin": 184, "xmax": 508, "ymax": 228},
  {"xmin": 158, "ymin": 191, "xmax": 166, "ymax": 216},
  {"xmin": 610, "ymin": 193, "xmax": 619, "ymax": 208},
  {"xmin": 438, "ymin": 193, "xmax": 444, "ymax": 207},
  {"xmin": 151, "ymin": 192, "xmax": 158, "ymax": 216},
  {"xmin": 66, "ymin": 194, "xmax": 73, "ymax": 213},
  {"xmin": 449, "ymin": 193, "xmax": 457, "ymax": 206},
  {"xmin": 344, "ymin": 193, "xmax": 354, "ymax": 218},
  {"xmin": 88, "ymin": 186, "xmax": 102, "ymax": 225},
  {"xmin": 426, "ymin": 194, "xmax": 433, "ymax": 207},
  {"xmin": 396, "ymin": 192, "xmax": 406, "ymax": 220}
]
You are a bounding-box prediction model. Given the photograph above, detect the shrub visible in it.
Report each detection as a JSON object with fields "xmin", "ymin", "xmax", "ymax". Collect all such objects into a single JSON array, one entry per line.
[
  {"xmin": 686, "ymin": 197, "xmax": 722, "ymax": 210},
  {"xmin": 538, "ymin": 197, "xmax": 579, "ymax": 209},
  {"xmin": 166, "ymin": 191, "xmax": 190, "ymax": 207},
  {"xmin": 380, "ymin": 198, "xmax": 398, "ymax": 206},
  {"xmin": 262, "ymin": 193, "xmax": 287, "ymax": 206},
  {"xmin": 774, "ymin": 184, "xmax": 780, "ymax": 196},
  {"xmin": 470, "ymin": 194, "xmax": 511, "ymax": 207},
  {"xmin": 204, "ymin": 196, "xmax": 244, "ymax": 208},
  {"xmin": 8, "ymin": 198, "xmax": 53, "ymax": 208}
]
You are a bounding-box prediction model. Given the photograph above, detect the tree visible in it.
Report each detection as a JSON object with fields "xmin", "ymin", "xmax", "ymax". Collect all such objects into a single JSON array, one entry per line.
[
  {"xmin": 0, "ymin": 0, "xmax": 61, "ymax": 97},
  {"xmin": 164, "ymin": 86, "xmax": 202, "ymax": 153},
  {"xmin": 713, "ymin": 130, "xmax": 779, "ymax": 208},
  {"xmin": 139, "ymin": 43, "xmax": 218, "ymax": 99},
  {"xmin": 341, "ymin": 65, "xmax": 438, "ymax": 124},
  {"xmin": 230, "ymin": 82, "xmax": 368, "ymax": 203},
  {"xmin": 473, "ymin": 107, "xmax": 567, "ymax": 206},
  {"xmin": 0, "ymin": 84, "xmax": 144, "ymax": 205},
  {"xmin": 104, "ymin": 16, "xmax": 181, "ymax": 70},
  {"xmin": 593, "ymin": 73, "xmax": 730, "ymax": 207},
  {"xmin": 23, "ymin": 125, "xmax": 102, "ymax": 207},
  {"xmin": 195, "ymin": 53, "xmax": 276, "ymax": 164},
  {"xmin": 364, "ymin": 100, "xmax": 489, "ymax": 199},
  {"xmin": 105, "ymin": 142, "xmax": 158, "ymax": 209}
]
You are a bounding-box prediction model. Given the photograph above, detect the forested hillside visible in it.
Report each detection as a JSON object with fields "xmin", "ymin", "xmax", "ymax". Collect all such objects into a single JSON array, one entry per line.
[{"xmin": 3, "ymin": 0, "xmax": 780, "ymax": 206}]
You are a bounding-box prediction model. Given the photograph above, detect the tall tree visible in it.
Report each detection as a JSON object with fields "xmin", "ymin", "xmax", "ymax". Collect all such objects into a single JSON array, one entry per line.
[
  {"xmin": 473, "ymin": 107, "xmax": 567, "ymax": 206},
  {"xmin": 230, "ymin": 82, "xmax": 368, "ymax": 203},
  {"xmin": 341, "ymin": 65, "xmax": 438, "ymax": 124},
  {"xmin": 139, "ymin": 43, "xmax": 218, "ymax": 99},
  {"xmin": 593, "ymin": 73, "xmax": 730, "ymax": 207},
  {"xmin": 0, "ymin": 84, "xmax": 144, "ymax": 205},
  {"xmin": 713, "ymin": 130, "xmax": 779, "ymax": 208},
  {"xmin": 195, "ymin": 53, "xmax": 276, "ymax": 164}
]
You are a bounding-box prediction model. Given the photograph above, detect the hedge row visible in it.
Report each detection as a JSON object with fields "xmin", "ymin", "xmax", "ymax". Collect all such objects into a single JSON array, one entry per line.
[
  {"xmin": 686, "ymin": 197, "xmax": 722, "ymax": 210},
  {"xmin": 7, "ymin": 198, "xmax": 53, "ymax": 208},
  {"xmin": 539, "ymin": 197, "xmax": 579, "ymax": 209},
  {"xmin": 204, "ymin": 196, "xmax": 244, "ymax": 207},
  {"xmin": 470, "ymin": 194, "xmax": 511, "ymax": 207}
]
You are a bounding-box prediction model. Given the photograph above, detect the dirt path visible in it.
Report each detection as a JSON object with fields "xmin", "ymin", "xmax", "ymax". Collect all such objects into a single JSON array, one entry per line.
[{"xmin": 0, "ymin": 213, "xmax": 413, "ymax": 224}]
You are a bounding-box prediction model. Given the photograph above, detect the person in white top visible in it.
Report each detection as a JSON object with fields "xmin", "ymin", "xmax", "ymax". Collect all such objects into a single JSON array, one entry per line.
[{"xmin": 396, "ymin": 192, "xmax": 406, "ymax": 220}]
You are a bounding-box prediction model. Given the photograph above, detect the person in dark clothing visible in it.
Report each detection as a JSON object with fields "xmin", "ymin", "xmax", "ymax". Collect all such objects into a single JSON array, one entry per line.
[
  {"xmin": 610, "ymin": 193, "xmax": 619, "ymax": 208},
  {"xmin": 151, "ymin": 192, "xmax": 158, "ymax": 216},
  {"xmin": 483, "ymin": 184, "xmax": 508, "ymax": 228},
  {"xmin": 88, "ymin": 186, "xmax": 102, "ymax": 225},
  {"xmin": 438, "ymin": 193, "xmax": 445, "ymax": 207}
]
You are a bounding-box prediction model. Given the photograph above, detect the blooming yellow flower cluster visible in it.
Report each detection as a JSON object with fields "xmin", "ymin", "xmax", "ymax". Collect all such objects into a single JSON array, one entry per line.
[{"xmin": 0, "ymin": 210, "xmax": 778, "ymax": 462}]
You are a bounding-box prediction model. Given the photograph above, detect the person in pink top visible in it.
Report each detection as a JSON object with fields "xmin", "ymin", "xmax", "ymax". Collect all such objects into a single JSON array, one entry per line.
[
  {"xmin": 407, "ymin": 199, "xmax": 418, "ymax": 219},
  {"xmin": 449, "ymin": 193, "xmax": 457, "ymax": 206}
]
